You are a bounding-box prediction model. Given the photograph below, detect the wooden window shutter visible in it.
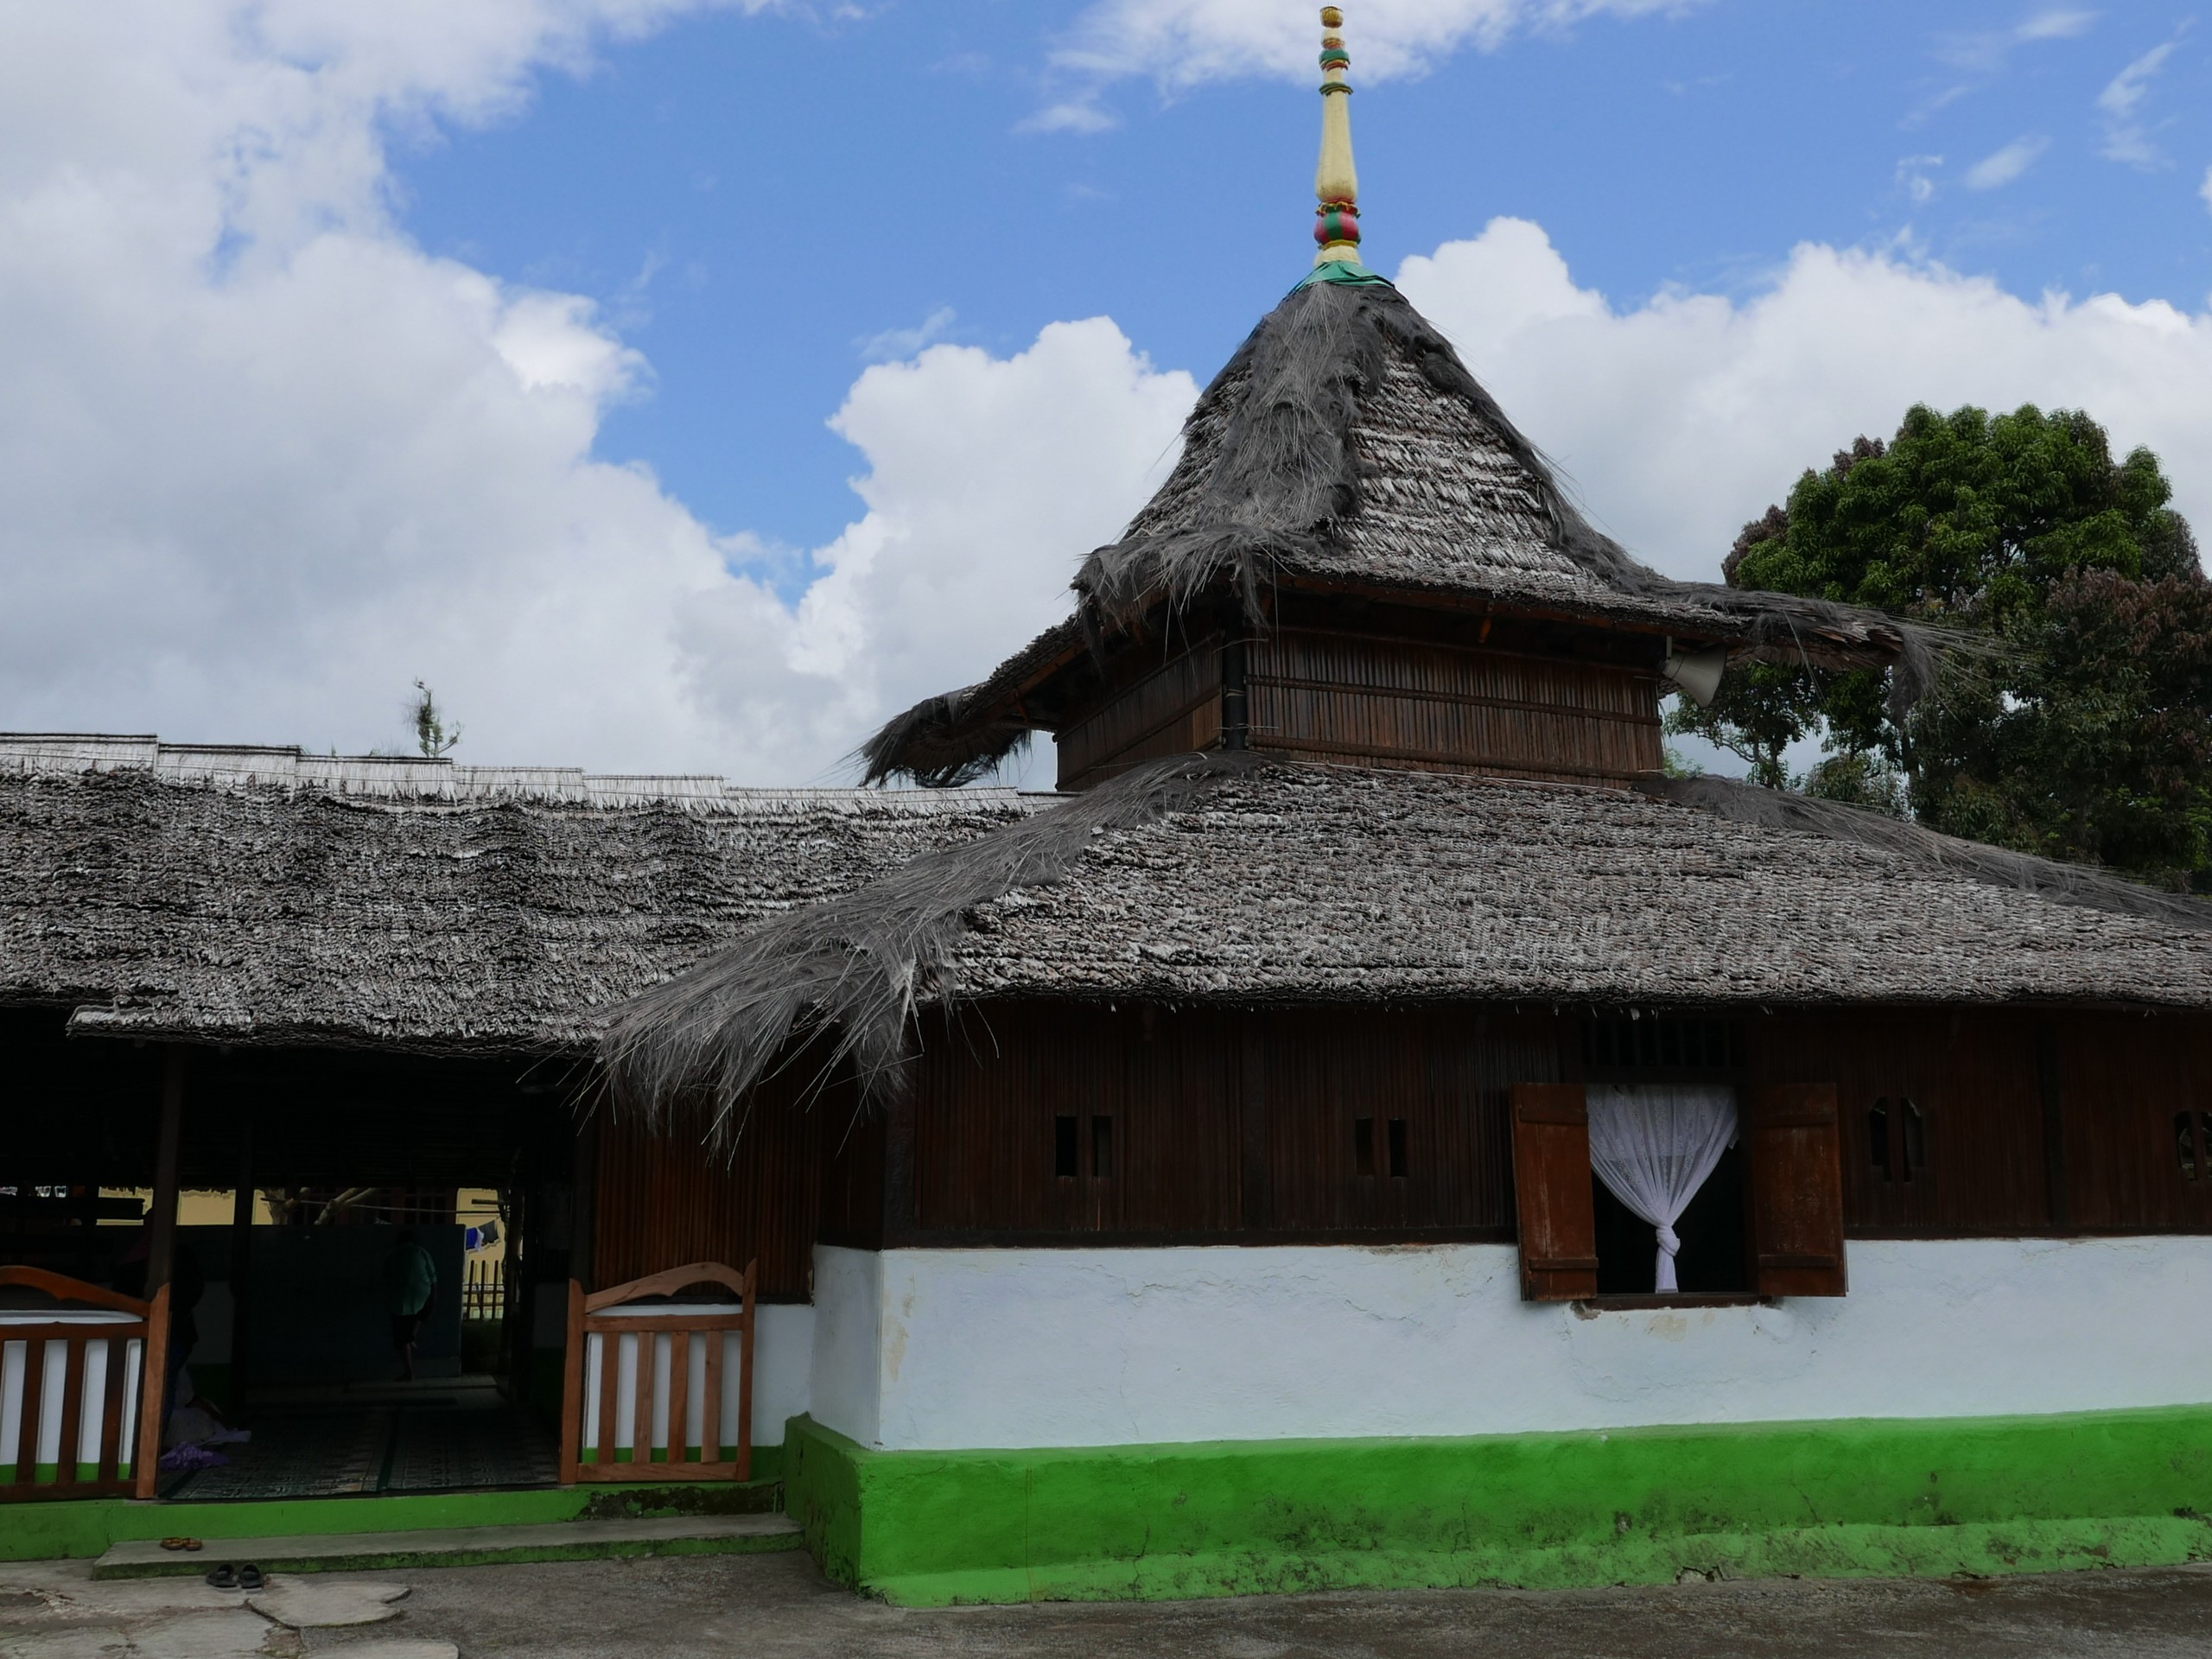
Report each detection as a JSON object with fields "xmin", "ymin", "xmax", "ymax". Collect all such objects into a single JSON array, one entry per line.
[
  {"xmin": 1745, "ymin": 1083, "xmax": 1848, "ymax": 1297},
  {"xmin": 1510, "ymin": 1084, "xmax": 1599, "ymax": 1301}
]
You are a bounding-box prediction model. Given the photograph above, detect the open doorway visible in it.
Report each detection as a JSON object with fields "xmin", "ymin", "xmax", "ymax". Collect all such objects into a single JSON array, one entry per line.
[
  {"xmin": 2, "ymin": 1013, "xmax": 582, "ymax": 1506},
  {"xmin": 149, "ymin": 1185, "xmax": 557, "ymax": 1501}
]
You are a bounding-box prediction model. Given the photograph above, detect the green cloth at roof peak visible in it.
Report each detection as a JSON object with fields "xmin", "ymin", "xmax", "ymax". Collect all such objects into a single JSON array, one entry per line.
[{"xmin": 1294, "ymin": 260, "xmax": 1393, "ymax": 291}]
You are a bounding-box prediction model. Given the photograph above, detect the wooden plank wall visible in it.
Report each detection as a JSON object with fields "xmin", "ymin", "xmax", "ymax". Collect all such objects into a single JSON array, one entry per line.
[
  {"xmin": 2057, "ymin": 1012, "xmax": 2212, "ymax": 1232},
  {"xmin": 902, "ymin": 1003, "xmax": 2212, "ymax": 1247},
  {"xmin": 1749, "ymin": 1011, "xmax": 2052, "ymax": 1236},
  {"xmin": 909, "ymin": 1003, "xmax": 1555, "ymax": 1241},
  {"xmin": 1249, "ymin": 628, "xmax": 1662, "ymax": 785},
  {"xmin": 582, "ymin": 1004, "xmax": 2212, "ymax": 1293},
  {"xmin": 591, "ymin": 1060, "xmax": 855, "ymax": 1298},
  {"xmin": 1052, "ymin": 625, "xmax": 1664, "ymax": 793},
  {"xmin": 1744, "ymin": 1009, "xmax": 2212, "ymax": 1236},
  {"xmin": 1056, "ymin": 635, "xmax": 1224, "ymax": 791}
]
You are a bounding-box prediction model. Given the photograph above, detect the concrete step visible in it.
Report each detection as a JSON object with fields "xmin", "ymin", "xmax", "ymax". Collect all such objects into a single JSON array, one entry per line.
[{"xmin": 92, "ymin": 1512, "xmax": 803, "ymax": 1580}]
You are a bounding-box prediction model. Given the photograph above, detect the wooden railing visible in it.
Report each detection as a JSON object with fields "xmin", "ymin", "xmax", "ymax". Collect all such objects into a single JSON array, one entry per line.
[
  {"xmin": 461, "ymin": 1256, "xmax": 505, "ymax": 1321},
  {"xmin": 559, "ymin": 1261, "xmax": 756, "ymax": 1485},
  {"xmin": 0, "ymin": 1267, "xmax": 168, "ymax": 1502}
]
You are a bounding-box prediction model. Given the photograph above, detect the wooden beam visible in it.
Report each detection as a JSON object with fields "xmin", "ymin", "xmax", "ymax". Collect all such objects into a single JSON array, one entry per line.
[
  {"xmin": 557, "ymin": 1281, "xmax": 583, "ymax": 1485},
  {"xmin": 228, "ymin": 1114, "xmax": 255, "ymax": 1404},
  {"xmin": 571, "ymin": 1109, "xmax": 600, "ymax": 1294},
  {"xmin": 145, "ymin": 1048, "xmax": 187, "ymax": 1297},
  {"xmin": 132, "ymin": 1283, "xmax": 170, "ymax": 1500}
]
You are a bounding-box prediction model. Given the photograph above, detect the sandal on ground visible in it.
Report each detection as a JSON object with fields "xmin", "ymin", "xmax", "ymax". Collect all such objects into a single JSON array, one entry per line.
[
  {"xmin": 236, "ymin": 1564, "xmax": 266, "ymax": 1592},
  {"xmin": 205, "ymin": 1565, "xmax": 239, "ymax": 1590}
]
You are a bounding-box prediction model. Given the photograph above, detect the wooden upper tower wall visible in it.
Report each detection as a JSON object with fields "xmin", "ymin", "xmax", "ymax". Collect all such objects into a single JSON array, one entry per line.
[{"xmin": 1056, "ymin": 601, "xmax": 1666, "ymax": 791}]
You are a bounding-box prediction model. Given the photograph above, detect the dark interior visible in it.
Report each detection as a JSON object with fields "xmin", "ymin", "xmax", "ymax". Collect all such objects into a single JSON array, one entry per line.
[{"xmin": 1592, "ymin": 1145, "xmax": 1749, "ymax": 1296}]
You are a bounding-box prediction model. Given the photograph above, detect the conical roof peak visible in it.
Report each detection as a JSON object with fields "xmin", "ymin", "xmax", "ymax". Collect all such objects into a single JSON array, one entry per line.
[{"xmin": 1078, "ymin": 274, "xmax": 1636, "ymax": 625}]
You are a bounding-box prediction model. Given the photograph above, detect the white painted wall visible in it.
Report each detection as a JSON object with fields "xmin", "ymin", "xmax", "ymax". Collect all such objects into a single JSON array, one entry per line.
[
  {"xmin": 807, "ymin": 1239, "xmax": 2212, "ymax": 1452},
  {"xmin": 753, "ymin": 1303, "xmax": 815, "ymax": 1448},
  {"xmin": 807, "ymin": 1246, "xmax": 882, "ymax": 1448}
]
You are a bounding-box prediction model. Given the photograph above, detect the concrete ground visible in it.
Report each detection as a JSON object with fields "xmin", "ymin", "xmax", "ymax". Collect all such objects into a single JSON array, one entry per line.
[{"xmin": 8, "ymin": 1552, "xmax": 2212, "ymax": 1657}]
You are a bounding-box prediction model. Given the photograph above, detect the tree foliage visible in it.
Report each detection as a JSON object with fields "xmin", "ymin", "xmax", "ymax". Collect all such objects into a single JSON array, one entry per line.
[
  {"xmin": 1670, "ymin": 403, "xmax": 2211, "ymax": 884},
  {"xmin": 412, "ymin": 679, "xmax": 462, "ymax": 758}
]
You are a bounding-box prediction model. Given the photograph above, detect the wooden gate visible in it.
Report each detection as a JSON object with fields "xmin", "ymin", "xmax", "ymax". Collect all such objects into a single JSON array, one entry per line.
[
  {"xmin": 1, "ymin": 1267, "xmax": 168, "ymax": 1501},
  {"xmin": 558, "ymin": 1261, "xmax": 756, "ymax": 1484}
]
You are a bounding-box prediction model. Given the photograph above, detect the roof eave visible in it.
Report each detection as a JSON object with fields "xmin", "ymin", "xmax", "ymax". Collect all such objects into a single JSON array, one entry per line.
[{"xmin": 861, "ymin": 567, "xmax": 1915, "ymax": 785}]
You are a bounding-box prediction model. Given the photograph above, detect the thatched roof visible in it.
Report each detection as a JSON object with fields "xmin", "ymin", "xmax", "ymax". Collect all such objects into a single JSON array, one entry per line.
[
  {"xmin": 0, "ymin": 735, "xmax": 1035, "ymax": 1054},
  {"xmin": 865, "ymin": 274, "xmax": 1941, "ymax": 786},
  {"xmin": 603, "ymin": 750, "xmax": 2212, "ymax": 1132}
]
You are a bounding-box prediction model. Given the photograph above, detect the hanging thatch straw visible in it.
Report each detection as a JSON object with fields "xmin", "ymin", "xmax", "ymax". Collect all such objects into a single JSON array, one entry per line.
[
  {"xmin": 599, "ymin": 753, "xmax": 1243, "ymax": 1135},
  {"xmin": 604, "ymin": 750, "xmax": 2212, "ymax": 1141}
]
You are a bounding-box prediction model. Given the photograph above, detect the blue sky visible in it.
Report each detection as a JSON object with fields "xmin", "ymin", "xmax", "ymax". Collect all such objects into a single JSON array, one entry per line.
[
  {"xmin": 6, "ymin": 1, "xmax": 2212, "ymax": 778},
  {"xmin": 395, "ymin": 1, "xmax": 2212, "ymax": 559}
]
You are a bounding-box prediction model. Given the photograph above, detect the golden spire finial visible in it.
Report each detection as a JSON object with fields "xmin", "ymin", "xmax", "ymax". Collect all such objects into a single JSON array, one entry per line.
[{"xmin": 1313, "ymin": 5, "xmax": 1361, "ymax": 267}]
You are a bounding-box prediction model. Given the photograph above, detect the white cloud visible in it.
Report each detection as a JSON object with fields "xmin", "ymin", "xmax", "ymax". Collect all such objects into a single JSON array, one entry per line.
[
  {"xmin": 1048, "ymin": 0, "xmax": 1707, "ymax": 90},
  {"xmin": 858, "ymin": 306, "xmax": 958, "ymax": 363},
  {"xmin": 0, "ymin": 0, "xmax": 1193, "ymax": 781},
  {"xmin": 1017, "ymin": 98, "xmax": 1120, "ymax": 135},
  {"xmin": 2202, "ymin": 162, "xmax": 2212, "ymax": 213},
  {"xmin": 2018, "ymin": 8, "xmax": 2099, "ymax": 43},
  {"xmin": 1896, "ymin": 155, "xmax": 1943, "ymax": 206},
  {"xmin": 1917, "ymin": 9, "xmax": 2097, "ymax": 121},
  {"xmin": 1965, "ymin": 134, "xmax": 2050, "ymax": 189},
  {"xmin": 2097, "ymin": 39, "xmax": 2178, "ymax": 167},
  {"xmin": 677, "ymin": 325, "xmax": 1194, "ymax": 773},
  {"xmin": 1395, "ymin": 219, "xmax": 2212, "ymax": 586},
  {"xmin": 1936, "ymin": 7, "xmax": 2096, "ymax": 74}
]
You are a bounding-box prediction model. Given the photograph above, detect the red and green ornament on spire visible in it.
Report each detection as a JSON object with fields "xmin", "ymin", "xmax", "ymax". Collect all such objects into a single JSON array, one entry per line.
[{"xmin": 1313, "ymin": 6, "xmax": 1362, "ymax": 265}]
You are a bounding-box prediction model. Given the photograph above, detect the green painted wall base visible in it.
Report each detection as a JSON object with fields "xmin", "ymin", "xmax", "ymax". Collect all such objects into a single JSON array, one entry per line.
[
  {"xmin": 0, "ymin": 1465, "xmax": 784, "ymax": 1563},
  {"xmin": 782, "ymin": 1407, "xmax": 2212, "ymax": 1606}
]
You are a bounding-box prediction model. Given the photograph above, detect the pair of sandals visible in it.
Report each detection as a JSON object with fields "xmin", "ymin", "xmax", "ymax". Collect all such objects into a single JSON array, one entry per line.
[{"xmin": 204, "ymin": 1563, "xmax": 267, "ymax": 1592}]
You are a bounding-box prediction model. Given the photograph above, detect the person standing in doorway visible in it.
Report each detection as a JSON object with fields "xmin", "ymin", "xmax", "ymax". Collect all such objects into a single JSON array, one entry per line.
[{"xmin": 386, "ymin": 1228, "xmax": 436, "ymax": 1382}]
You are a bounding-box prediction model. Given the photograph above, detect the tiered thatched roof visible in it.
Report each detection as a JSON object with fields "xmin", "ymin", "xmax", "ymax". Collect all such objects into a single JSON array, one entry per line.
[
  {"xmin": 0, "ymin": 735, "xmax": 1034, "ymax": 1053},
  {"xmin": 603, "ymin": 751, "xmax": 2212, "ymax": 1131},
  {"xmin": 865, "ymin": 276, "xmax": 1942, "ymax": 786}
]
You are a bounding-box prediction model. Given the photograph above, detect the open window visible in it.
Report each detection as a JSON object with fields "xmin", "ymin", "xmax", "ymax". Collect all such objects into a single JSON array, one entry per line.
[{"xmin": 1511, "ymin": 1081, "xmax": 1848, "ymax": 1300}]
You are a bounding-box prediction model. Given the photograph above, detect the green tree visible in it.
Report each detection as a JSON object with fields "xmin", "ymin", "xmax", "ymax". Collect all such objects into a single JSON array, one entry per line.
[
  {"xmin": 1671, "ymin": 404, "xmax": 2209, "ymax": 883},
  {"xmin": 412, "ymin": 680, "xmax": 462, "ymax": 758}
]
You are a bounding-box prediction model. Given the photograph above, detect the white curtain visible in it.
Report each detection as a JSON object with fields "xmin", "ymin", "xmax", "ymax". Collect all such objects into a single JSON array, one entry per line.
[{"xmin": 1587, "ymin": 1084, "xmax": 1738, "ymax": 1294}]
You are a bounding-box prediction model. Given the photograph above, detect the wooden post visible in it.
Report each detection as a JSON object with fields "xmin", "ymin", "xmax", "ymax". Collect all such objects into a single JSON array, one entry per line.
[
  {"xmin": 132, "ymin": 1044, "xmax": 188, "ymax": 1484},
  {"xmin": 227, "ymin": 1116, "xmax": 255, "ymax": 1406},
  {"xmin": 146, "ymin": 1048, "xmax": 188, "ymax": 1294},
  {"xmin": 736, "ymin": 1260, "xmax": 756, "ymax": 1482},
  {"xmin": 570, "ymin": 1108, "xmax": 599, "ymax": 1295},
  {"xmin": 132, "ymin": 1283, "xmax": 171, "ymax": 1499},
  {"xmin": 557, "ymin": 1280, "xmax": 584, "ymax": 1485}
]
